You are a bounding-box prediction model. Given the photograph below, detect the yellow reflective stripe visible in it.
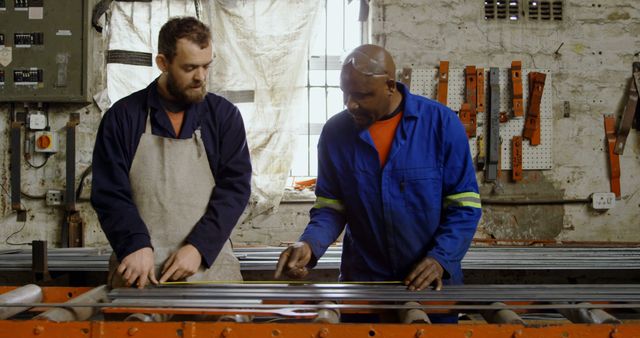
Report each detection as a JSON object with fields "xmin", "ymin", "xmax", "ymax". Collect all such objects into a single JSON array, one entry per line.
[
  {"xmin": 447, "ymin": 192, "xmax": 480, "ymax": 200},
  {"xmin": 313, "ymin": 196, "xmax": 345, "ymax": 212},
  {"xmin": 456, "ymin": 201, "xmax": 482, "ymax": 208},
  {"xmin": 444, "ymin": 192, "xmax": 481, "ymax": 209}
]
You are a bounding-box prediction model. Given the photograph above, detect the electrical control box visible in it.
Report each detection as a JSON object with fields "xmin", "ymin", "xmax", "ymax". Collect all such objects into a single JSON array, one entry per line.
[{"xmin": 0, "ymin": 0, "xmax": 92, "ymax": 102}]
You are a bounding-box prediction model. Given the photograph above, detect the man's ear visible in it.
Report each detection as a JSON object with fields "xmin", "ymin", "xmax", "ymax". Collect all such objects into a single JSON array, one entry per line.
[
  {"xmin": 386, "ymin": 78, "xmax": 396, "ymax": 94},
  {"xmin": 156, "ymin": 54, "xmax": 169, "ymax": 72}
]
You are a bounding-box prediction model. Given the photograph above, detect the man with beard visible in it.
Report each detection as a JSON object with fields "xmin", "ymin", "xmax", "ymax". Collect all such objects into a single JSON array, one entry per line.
[
  {"xmin": 275, "ymin": 45, "xmax": 481, "ymax": 322},
  {"xmin": 92, "ymin": 17, "xmax": 251, "ymax": 288}
]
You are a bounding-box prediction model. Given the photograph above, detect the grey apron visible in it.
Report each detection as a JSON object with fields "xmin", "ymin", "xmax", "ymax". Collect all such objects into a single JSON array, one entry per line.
[{"xmin": 108, "ymin": 110, "xmax": 242, "ymax": 287}]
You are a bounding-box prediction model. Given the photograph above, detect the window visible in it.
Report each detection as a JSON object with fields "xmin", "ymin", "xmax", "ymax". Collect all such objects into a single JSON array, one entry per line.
[
  {"xmin": 289, "ymin": 0, "xmax": 364, "ymax": 177},
  {"xmin": 485, "ymin": 0, "xmax": 564, "ymax": 21}
]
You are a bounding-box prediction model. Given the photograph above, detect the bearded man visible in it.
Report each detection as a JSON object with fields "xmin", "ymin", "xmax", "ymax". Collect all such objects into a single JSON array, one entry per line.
[{"xmin": 92, "ymin": 17, "xmax": 251, "ymax": 288}]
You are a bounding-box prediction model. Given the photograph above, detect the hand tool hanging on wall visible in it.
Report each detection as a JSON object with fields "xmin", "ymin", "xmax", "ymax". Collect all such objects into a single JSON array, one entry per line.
[
  {"xmin": 512, "ymin": 136, "xmax": 523, "ymax": 182},
  {"xmin": 437, "ymin": 61, "xmax": 449, "ymax": 106},
  {"xmin": 523, "ymin": 72, "xmax": 546, "ymax": 145},
  {"xmin": 486, "ymin": 68, "xmax": 500, "ymax": 182},
  {"xmin": 400, "ymin": 67, "xmax": 412, "ymax": 90},
  {"xmin": 476, "ymin": 135, "xmax": 486, "ymax": 171},
  {"xmin": 465, "ymin": 66, "xmax": 478, "ymax": 137},
  {"xmin": 476, "ymin": 68, "xmax": 485, "ymax": 113},
  {"xmin": 613, "ymin": 66, "xmax": 639, "ymax": 154},
  {"xmin": 603, "ymin": 115, "xmax": 621, "ymax": 199},
  {"xmin": 497, "ymin": 137, "xmax": 503, "ymax": 179},
  {"xmin": 511, "ymin": 61, "xmax": 524, "ymax": 117},
  {"xmin": 459, "ymin": 103, "xmax": 472, "ymax": 138}
]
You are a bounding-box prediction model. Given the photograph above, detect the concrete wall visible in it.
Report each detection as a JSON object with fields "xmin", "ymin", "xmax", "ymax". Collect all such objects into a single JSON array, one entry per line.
[
  {"xmin": 0, "ymin": 1, "xmax": 638, "ymax": 251},
  {"xmin": 369, "ymin": 0, "xmax": 640, "ymax": 242},
  {"xmin": 0, "ymin": 22, "xmax": 108, "ymax": 249}
]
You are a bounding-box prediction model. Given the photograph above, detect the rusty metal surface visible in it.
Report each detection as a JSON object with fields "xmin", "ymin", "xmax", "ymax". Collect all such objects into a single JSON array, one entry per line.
[{"xmin": 0, "ymin": 321, "xmax": 639, "ymax": 338}]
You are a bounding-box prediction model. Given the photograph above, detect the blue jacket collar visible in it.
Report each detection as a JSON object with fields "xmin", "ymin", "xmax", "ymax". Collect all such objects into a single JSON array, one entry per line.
[{"xmin": 395, "ymin": 82, "xmax": 419, "ymax": 118}]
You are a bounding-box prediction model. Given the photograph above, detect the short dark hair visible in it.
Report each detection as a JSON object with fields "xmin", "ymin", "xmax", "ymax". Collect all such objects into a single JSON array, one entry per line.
[{"xmin": 158, "ymin": 17, "xmax": 211, "ymax": 62}]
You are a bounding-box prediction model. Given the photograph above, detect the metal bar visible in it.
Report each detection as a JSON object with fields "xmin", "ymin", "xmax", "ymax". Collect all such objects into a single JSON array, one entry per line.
[
  {"xmin": 614, "ymin": 72, "xmax": 639, "ymax": 154},
  {"xmin": 3, "ymin": 301, "xmax": 640, "ymax": 312},
  {"xmin": 437, "ymin": 61, "xmax": 449, "ymax": 105},
  {"xmin": 65, "ymin": 113, "xmax": 80, "ymax": 213},
  {"xmin": 1, "ymin": 321, "xmax": 639, "ymax": 338},
  {"xmin": 481, "ymin": 302, "xmax": 524, "ymax": 324},
  {"xmin": 465, "ymin": 65, "xmax": 477, "ymax": 137},
  {"xmin": 523, "ymin": 72, "xmax": 546, "ymax": 145},
  {"xmin": 486, "ymin": 67, "xmax": 500, "ymax": 181},
  {"xmin": 557, "ymin": 302, "xmax": 622, "ymax": 324},
  {"xmin": 105, "ymin": 284, "xmax": 640, "ymax": 303},
  {"xmin": 10, "ymin": 118, "xmax": 26, "ymax": 221},
  {"xmin": 511, "ymin": 136, "xmax": 522, "ymax": 181},
  {"xmin": 458, "ymin": 103, "xmax": 472, "ymax": 138},
  {"xmin": 31, "ymin": 240, "xmax": 50, "ymax": 282},
  {"xmin": 476, "ymin": 68, "xmax": 485, "ymax": 113},
  {"xmin": 604, "ymin": 114, "xmax": 621, "ymax": 198},
  {"xmin": 4, "ymin": 246, "xmax": 640, "ymax": 271},
  {"xmin": 511, "ymin": 61, "xmax": 523, "ymax": 117},
  {"xmin": 34, "ymin": 285, "xmax": 108, "ymax": 322},
  {"xmin": 0, "ymin": 284, "xmax": 42, "ymax": 319}
]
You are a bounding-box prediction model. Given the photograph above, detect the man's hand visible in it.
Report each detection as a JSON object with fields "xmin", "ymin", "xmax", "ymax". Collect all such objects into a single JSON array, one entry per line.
[
  {"xmin": 117, "ymin": 247, "xmax": 158, "ymax": 289},
  {"xmin": 274, "ymin": 242, "xmax": 313, "ymax": 279},
  {"xmin": 404, "ymin": 257, "xmax": 444, "ymax": 291},
  {"xmin": 159, "ymin": 244, "xmax": 203, "ymax": 283}
]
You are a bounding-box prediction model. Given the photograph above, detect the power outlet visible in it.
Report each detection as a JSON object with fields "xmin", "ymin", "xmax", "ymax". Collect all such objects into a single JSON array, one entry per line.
[
  {"xmin": 591, "ymin": 192, "xmax": 616, "ymax": 210},
  {"xmin": 45, "ymin": 190, "xmax": 64, "ymax": 206}
]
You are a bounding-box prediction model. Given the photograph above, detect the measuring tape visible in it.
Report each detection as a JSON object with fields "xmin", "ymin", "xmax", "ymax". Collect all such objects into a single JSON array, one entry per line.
[{"xmin": 160, "ymin": 280, "xmax": 404, "ymax": 286}]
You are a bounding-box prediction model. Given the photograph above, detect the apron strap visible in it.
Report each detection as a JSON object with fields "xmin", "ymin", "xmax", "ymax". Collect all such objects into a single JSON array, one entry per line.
[{"xmin": 145, "ymin": 108, "xmax": 152, "ymax": 134}]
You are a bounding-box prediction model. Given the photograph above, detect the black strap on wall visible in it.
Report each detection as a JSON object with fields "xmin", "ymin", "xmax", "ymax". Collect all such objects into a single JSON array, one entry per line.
[{"xmin": 106, "ymin": 50, "xmax": 153, "ymax": 67}]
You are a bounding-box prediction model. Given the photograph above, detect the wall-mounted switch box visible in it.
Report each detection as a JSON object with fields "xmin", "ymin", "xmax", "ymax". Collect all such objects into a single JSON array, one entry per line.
[
  {"xmin": 34, "ymin": 131, "xmax": 57, "ymax": 153},
  {"xmin": 28, "ymin": 111, "xmax": 47, "ymax": 130}
]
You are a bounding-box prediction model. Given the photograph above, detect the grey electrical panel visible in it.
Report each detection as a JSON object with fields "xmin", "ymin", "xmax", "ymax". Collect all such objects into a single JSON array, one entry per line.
[{"xmin": 0, "ymin": 0, "xmax": 92, "ymax": 102}]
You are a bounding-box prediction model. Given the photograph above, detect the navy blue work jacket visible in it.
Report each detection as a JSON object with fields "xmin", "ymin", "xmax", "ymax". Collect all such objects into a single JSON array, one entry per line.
[{"xmin": 91, "ymin": 80, "xmax": 251, "ymax": 268}]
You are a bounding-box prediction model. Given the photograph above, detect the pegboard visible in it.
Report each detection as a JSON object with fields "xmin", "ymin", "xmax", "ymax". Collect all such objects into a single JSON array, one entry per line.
[{"xmin": 409, "ymin": 68, "xmax": 553, "ymax": 170}]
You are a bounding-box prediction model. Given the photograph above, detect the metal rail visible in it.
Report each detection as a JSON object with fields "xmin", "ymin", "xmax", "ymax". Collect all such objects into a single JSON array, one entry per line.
[
  {"xmin": 2, "ymin": 246, "xmax": 640, "ymax": 271},
  {"xmin": 107, "ymin": 284, "xmax": 640, "ymax": 303}
]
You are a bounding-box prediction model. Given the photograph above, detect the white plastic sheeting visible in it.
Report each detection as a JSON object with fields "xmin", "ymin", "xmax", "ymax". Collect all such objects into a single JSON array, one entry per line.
[
  {"xmin": 102, "ymin": 0, "xmax": 321, "ymax": 220},
  {"xmin": 105, "ymin": 1, "xmax": 200, "ymax": 105}
]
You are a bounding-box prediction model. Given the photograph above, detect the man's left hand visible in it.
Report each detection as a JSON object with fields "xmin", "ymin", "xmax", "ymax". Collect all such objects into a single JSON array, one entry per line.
[
  {"xmin": 404, "ymin": 257, "xmax": 444, "ymax": 291},
  {"xmin": 159, "ymin": 244, "xmax": 202, "ymax": 283}
]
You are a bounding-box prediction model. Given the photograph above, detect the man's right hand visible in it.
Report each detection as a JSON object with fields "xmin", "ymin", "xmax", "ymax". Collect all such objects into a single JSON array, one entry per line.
[
  {"xmin": 117, "ymin": 247, "xmax": 158, "ymax": 288},
  {"xmin": 274, "ymin": 242, "xmax": 313, "ymax": 279}
]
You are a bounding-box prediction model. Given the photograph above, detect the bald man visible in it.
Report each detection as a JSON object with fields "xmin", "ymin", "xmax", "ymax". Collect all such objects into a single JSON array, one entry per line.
[{"xmin": 276, "ymin": 45, "xmax": 481, "ymax": 314}]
